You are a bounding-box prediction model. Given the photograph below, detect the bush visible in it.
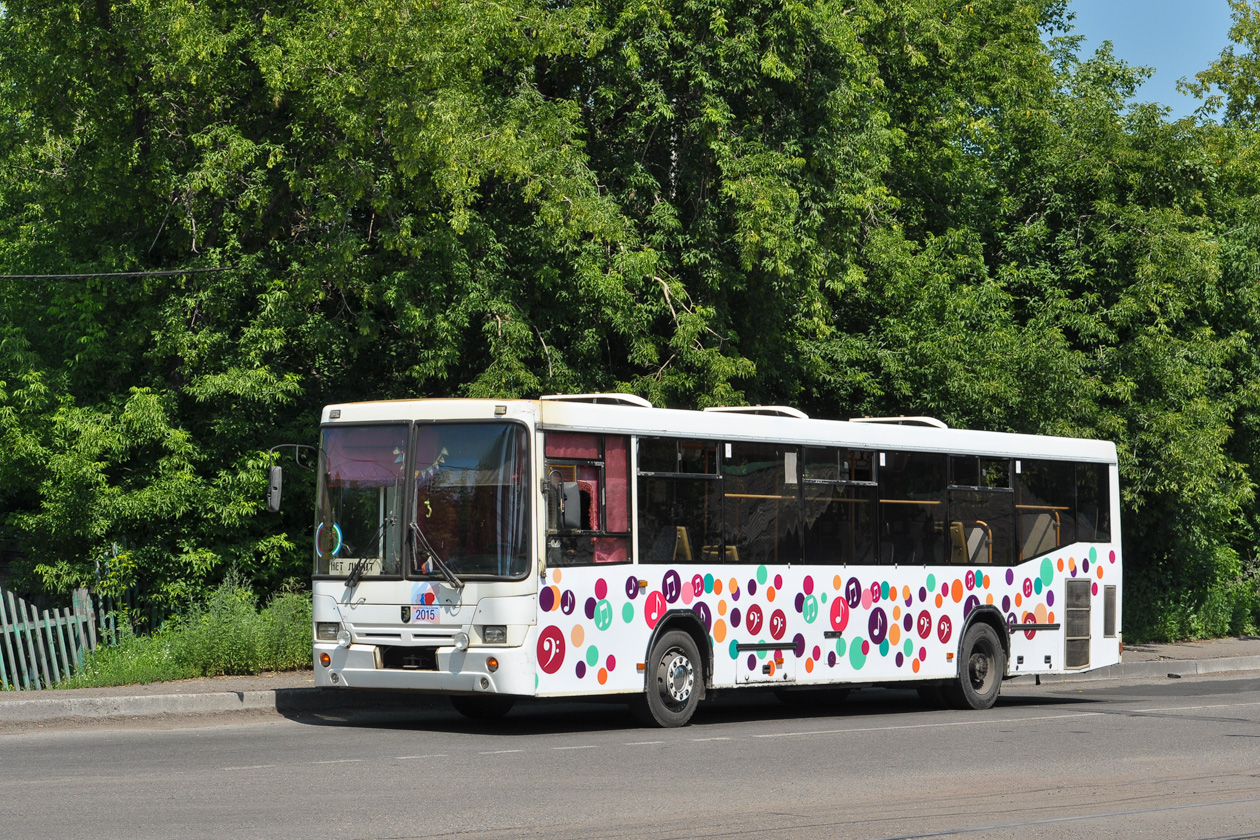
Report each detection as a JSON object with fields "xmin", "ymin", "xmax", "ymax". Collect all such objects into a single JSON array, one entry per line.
[
  {"xmin": 55, "ymin": 579, "xmax": 312, "ymax": 688},
  {"xmin": 1125, "ymin": 546, "xmax": 1260, "ymax": 642}
]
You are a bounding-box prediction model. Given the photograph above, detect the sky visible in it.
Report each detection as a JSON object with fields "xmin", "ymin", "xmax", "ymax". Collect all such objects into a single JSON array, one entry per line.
[{"xmin": 1066, "ymin": 0, "xmax": 1237, "ymax": 119}]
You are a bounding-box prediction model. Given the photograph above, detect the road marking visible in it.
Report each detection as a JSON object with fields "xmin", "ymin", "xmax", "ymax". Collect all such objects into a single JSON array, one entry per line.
[
  {"xmin": 223, "ymin": 764, "xmax": 278, "ymax": 771},
  {"xmin": 691, "ymin": 736, "xmax": 733, "ymax": 742},
  {"xmin": 753, "ymin": 712, "xmax": 1104, "ymax": 738},
  {"xmin": 553, "ymin": 745, "xmax": 598, "ymax": 751},
  {"xmin": 314, "ymin": 759, "xmax": 364, "ymax": 765},
  {"xmin": 1134, "ymin": 700, "xmax": 1260, "ymax": 713},
  {"xmin": 397, "ymin": 754, "xmax": 448, "ymax": 760},
  {"xmin": 625, "ymin": 741, "xmax": 664, "ymax": 746},
  {"xmin": 480, "ymin": 749, "xmax": 524, "ymax": 755}
]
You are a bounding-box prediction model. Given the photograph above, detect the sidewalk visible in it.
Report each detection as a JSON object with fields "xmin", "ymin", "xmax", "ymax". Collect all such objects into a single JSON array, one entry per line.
[{"xmin": 2, "ymin": 637, "xmax": 1258, "ymax": 728}]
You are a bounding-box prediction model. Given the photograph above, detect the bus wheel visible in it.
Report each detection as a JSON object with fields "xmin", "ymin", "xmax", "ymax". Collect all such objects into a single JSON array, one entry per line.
[
  {"xmin": 631, "ymin": 630, "xmax": 703, "ymax": 727},
  {"xmin": 945, "ymin": 624, "xmax": 1004, "ymax": 710},
  {"xmin": 450, "ymin": 694, "xmax": 515, "ymax": 720}
]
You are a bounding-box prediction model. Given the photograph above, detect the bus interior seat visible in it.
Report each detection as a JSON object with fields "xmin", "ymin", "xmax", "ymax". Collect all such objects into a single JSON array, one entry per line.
[
  {"xmin": 674, "ymin": 526, "xmax": 693, "ymax": 562},
  {"xmin": 950, "ymin": 521, "xmax": 991, "ymax": 564},
  {"xmin": 701, "ymin": 543, "xmax": 738, "ymax": 562},
  {"xmin": 967, "ymin": 521, "xmax": 991, "ymax": 564},
  {"xmin": 1021, "ymin": 511, "xmax": 1059, "ymax": 559},
  {"xmin": 949, "ymin": 522, "xmax": 967, "ymax": 563}
]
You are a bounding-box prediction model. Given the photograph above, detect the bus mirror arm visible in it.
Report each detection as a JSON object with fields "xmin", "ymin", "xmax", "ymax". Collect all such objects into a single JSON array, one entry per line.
[{"xmin": 266, "ymin": 444, "xmax": 317, "ymax": 513}]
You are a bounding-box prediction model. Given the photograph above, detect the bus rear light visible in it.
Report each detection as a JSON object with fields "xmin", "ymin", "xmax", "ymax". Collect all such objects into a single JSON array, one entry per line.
[
  {"xmin": 486, "ymin": 657, "xmax": 499, "ymax": 673},
  {"xmin": 319, "ymin": 652, "xmax": 331, "ymax": 667}
]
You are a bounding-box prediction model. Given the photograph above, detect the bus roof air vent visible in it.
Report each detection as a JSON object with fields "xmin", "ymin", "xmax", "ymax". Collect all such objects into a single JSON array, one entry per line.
[
  {"xmin": 849, "ymin": 416, "xmax": 948, "ymax": 429},
  {"xmin": 703, "ymin": 405, "xmax": 809, "ymax": 419},
  {"xmin": 540, "ymin": 393, "xmax": 653, "ymax": 408}
]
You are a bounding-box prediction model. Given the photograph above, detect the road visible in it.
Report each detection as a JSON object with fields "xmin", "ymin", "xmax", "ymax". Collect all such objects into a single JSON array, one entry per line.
[{"xmin": 3, "ymin": 675, "xmax": 1259, "ymax": 840}]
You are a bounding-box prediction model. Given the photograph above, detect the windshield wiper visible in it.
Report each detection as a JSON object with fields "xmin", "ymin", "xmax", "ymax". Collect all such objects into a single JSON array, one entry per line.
[
  {"xmin": 345, "ymin": 557, "xmax": 369, "ymax": 589},
  {"xmin": 410, "ymin": 521, "xmax": 464, "ymax": 590}
]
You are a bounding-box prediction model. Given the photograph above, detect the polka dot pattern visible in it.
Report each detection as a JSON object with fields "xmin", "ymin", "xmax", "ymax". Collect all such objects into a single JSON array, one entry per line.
[{"xmin": 534, "ymin": 551, "xmax": 1121, "ymax": 694}]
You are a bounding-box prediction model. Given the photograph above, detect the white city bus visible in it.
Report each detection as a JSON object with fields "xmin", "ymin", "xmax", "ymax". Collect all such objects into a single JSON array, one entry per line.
[{"xmin": 304, "ymin": 394, "xmax": 1121, "ymax": 726}]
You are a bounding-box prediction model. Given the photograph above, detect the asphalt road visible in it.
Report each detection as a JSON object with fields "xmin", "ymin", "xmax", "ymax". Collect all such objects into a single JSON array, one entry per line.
[{"xmin": 3, "ymin": 674, "xmax": 1259, "ymax": 840}]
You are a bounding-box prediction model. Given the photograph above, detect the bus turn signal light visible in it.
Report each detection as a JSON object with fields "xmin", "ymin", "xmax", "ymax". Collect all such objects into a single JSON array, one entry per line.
[{"xmin": 319, "ymin": 652, "xmax": 331, "ymax": 667}]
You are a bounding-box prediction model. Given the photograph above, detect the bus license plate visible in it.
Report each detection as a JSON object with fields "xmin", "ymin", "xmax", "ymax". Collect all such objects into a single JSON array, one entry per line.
[{"xmin": 411, "ymin": 605, "xmax": 440, "ymax": 623}]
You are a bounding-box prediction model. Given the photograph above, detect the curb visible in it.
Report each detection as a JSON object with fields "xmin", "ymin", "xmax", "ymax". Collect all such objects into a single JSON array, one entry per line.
[
  {"xmin": 0, "ymin": 690, "xmax": 282, "ymax": 723},
  {"xmin": 1007, "ymin": 655, "xmax": 1260, "ymax": 685},
  {"xmin": 0, "ymin": 687, "xmax": 436, "ymax": 724}
]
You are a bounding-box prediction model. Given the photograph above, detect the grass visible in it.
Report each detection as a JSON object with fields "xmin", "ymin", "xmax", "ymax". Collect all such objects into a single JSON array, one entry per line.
[{"xmin": 54, "ymin": 580, "xmax": 312, "ymax": 689}]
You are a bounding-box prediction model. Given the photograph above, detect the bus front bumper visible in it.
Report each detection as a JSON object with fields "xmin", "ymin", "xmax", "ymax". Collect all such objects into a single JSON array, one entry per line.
[{"xmin": 314, "ymin": 642, "xmax": 536, "ymax": 696}]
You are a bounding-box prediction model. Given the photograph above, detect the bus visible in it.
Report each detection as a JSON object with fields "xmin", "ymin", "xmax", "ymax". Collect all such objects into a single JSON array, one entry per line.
[{"xmin": 295, "ymin": 394, "xmax": 1121, "ymax": 726}]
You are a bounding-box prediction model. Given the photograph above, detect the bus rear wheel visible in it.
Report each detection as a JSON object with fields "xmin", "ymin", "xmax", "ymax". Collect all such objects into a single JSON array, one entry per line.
[
  {"xmin": 630, "ymin": 630, "xmax": 703, "ymax": 727},
  {"xmin": 944, "ymin": 623, "xmax": 1004, "ymax": 710},
  {"xmin": 450, "ymin": 694, "xmax": 516, "ymax": 720}
]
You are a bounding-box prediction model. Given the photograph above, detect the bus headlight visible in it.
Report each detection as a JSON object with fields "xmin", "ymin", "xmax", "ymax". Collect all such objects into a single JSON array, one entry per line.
[
  {"xmin": 336, "ymin": 629, "xmax": 352, "ymax": 648},
  {"xmin": 316, "ymin": 622, "xmax": 341, "ymax": 641},
  {"xmin": 453, "ymin": 631, "xmax": 470, "ymax": 651},
  {"xmin": 481, "ymin": 625, "xmax": 507, "ymax": 644}
]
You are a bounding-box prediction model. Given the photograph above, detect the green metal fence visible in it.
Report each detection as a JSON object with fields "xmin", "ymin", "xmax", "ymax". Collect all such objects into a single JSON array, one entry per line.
[{"xmin": 0, "ymin": 587, "xmax": 97, "ymax": 691}]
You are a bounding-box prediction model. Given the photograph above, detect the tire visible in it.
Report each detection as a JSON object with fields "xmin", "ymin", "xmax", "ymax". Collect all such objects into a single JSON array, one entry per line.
[
  {"xmin": 944, "ymin": 623, "xmax": 1005, "ymax": 710},
  {"xmin": 630, "ymin": 629, "xmax": 704, "ymax": 727},
  {"xmin": 450, "ymin": 694, "xmax": 516, "ymax": 720}
]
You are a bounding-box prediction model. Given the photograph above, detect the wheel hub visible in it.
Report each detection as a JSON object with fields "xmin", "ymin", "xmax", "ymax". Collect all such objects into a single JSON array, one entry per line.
[
  {"xmin": 663, "ymin": 653, "xmax": 694, "ymax": 703},
  {"xmin": 969, "ymin": 652, "xmax": 990, "ymax": 686}
]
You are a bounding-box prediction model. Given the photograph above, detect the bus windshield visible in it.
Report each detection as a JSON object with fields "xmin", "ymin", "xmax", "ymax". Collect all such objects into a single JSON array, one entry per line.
[
  {"xmin": 412, "ymin": 423, "xmax": 531, "ymax": 579},
  {"xmin": 315, "ymin": 424, "xmax": 408, "ymax": 576}
]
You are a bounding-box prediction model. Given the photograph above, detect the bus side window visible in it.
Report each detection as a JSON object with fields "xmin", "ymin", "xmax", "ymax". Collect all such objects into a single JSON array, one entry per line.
[
  {"xmin": 723, "ymin": 442, "xmax": 801, "ymax": 565},
  {"xmin": 637, "ymin": 438, "xmax": 720, "ymax": 564},
  {"xmin": 802, "ymin": 447, "xmax": 877, "ymax": 565},
  {"xmin": 544, "ymin": 432, "xmax": 631, "ymax": 565},
  {"xmin": 878, "ymin": 451, "xmax": 946, "ymax": 565},
  {"xmin": 1076, "ymin": 463, "xmax": 1111, "ymax": 543},
  {"xmin": 947, "ymin": 456, "xmax": 1014, "ymax": 565},
  {"xmin": 1016, "ymin": 459, "xmax": 1076, "ymax": 560}
]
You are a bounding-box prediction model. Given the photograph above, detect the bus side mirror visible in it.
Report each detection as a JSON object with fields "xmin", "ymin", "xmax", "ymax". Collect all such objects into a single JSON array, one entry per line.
[{"xmin": 266, "ymin": 465, "xmax": 283, "ymax": 513}]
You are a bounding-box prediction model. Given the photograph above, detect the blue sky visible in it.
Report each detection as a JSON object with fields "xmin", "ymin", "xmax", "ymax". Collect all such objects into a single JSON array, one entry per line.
[{"xmin": 1066, "ymin": 0, "xmax": 1237, "ymax": 119}]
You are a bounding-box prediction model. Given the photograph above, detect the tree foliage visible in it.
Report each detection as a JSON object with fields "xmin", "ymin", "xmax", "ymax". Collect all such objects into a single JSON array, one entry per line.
[{"xmin": 1, "ymin": 0, "xmax": 1259, "ymax": 638}]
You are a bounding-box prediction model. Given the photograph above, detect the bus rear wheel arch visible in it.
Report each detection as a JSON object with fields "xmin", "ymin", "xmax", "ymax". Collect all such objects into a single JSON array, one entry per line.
[{"xmin": 630, "ymin": 627, "xmax": 707, "ymax": 727}]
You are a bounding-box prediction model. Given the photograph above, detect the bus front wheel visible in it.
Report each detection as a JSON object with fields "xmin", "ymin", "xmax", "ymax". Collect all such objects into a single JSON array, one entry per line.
[
  {"xmin": 630, "ymin": 630, "xmax": 703, "ymax": 727},
  {"xmin": 945, "ymin": 623, "xmax": 1004, "ymax": 710}
]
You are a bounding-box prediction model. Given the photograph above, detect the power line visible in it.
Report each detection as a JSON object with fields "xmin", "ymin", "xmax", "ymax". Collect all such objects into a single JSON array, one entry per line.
[{"xmin": 0, "ymin": 267, "xmax": 234, "ymax": 280}]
